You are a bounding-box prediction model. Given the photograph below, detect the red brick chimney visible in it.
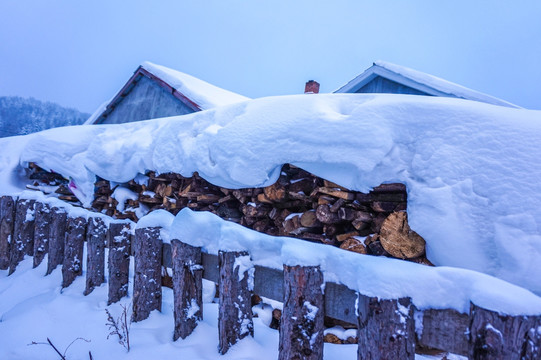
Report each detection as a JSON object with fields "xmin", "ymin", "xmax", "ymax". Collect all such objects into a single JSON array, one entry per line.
[{"xmin": 304, "ymin": 80, "xmax": 320, "ymax": 94}]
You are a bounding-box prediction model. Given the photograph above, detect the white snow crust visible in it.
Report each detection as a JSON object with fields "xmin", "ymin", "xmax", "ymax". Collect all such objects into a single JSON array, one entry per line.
[{"xmin": 1, "ymin": 93, "xmax": 541, "ymax": 297}]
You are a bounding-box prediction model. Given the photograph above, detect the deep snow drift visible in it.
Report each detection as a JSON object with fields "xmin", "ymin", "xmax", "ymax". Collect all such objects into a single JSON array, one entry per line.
[{"xmin": 1, "ymin": 93, "xmax": 541, "ymax": 295}]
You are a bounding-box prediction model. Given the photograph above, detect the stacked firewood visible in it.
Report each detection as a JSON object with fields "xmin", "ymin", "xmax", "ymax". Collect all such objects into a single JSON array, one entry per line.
[
  {"xmin": 89, "ymin": 164, "xmax": 429, "ymax": 264},
  {"xmin": 24, "ymin": 162, "xmax": 429, "ymax": 264}
]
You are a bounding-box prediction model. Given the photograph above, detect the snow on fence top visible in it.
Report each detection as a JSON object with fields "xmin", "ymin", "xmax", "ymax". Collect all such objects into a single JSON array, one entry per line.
[
  {"xmin": 169, "ymin": 208, "xmax": 541, "ymax": 316},
  {"xmin": 1, "ymin": 93, "xmax": 541, "ymax": 296}
]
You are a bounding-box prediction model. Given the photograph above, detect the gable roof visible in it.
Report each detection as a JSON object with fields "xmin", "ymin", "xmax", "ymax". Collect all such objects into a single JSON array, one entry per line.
[
  {"xmin": 334, "ymin": 61, "xmax": 520, "ymax": 109},
  {"xmin": 85, "ymin": 61, "xmax": 249, "ymax": 124}
]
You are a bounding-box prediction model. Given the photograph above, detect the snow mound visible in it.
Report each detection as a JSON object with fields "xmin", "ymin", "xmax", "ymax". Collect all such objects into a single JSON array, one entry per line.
[{"xmin": 1, "ymin": 93, "xmax": 541, "ymax": 295}]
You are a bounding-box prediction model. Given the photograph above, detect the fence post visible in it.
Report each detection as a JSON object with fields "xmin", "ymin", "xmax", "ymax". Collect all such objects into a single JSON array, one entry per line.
[
  {"xmin": 9, "ymin": 199, "xmax": 36, "ymax": 275},
  {"xmin": 469, "ymin": 302, "xmax": 541, "ymax": 359},
  {"xmin": 46, "ymin": 207, "xmax": 68, "ymax": 275},
  {"xmin": 107, "ymin": 221, "xmax": 131, "ymax": 304},
  {"xmin": 218, "ymin": 250, "xmax": 254, "ymax": 354},
  {"xmin": 357, "ymin": 295, "xmax": 415, "ymax": 360},
  {"xmin": 0, "ymin": 196, "xmax": 16, "ymax": 270},
  {"xmin": 33, "ymin": 202, "xmax": 51, "ymax": 268},
  {"xmin": 171, "ymin": 239, "xmax": 203, "ymax": 340},
  {"xmin": 84, "ymin": 216, "xmax": 107, "ymax": 295},
  {"xmin": 278, "ymin": 265, "xmax": 324, "ymax": 360},
  {"xmin": 132, "ymin": 226, "xmax": 162, "ymax": 322},
  {"xmin": 62, "ymin": 216, "xmax": 87, "ymax": 288}
]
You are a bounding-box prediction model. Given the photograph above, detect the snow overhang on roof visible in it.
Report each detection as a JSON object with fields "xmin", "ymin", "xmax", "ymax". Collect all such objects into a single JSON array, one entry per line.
[
  {"xmin": 334, "ymin": 61, "xmax": 521, "ymax": 109},
  {"xmin": 85, "ymin": 62, "xmax": 250, "ymax": 125}
]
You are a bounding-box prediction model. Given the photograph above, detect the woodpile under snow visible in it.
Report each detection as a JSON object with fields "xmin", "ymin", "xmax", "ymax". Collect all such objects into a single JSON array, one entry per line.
[{"xmin": 26, "ymin": 163, "xmax": 429, "ymax": 265}]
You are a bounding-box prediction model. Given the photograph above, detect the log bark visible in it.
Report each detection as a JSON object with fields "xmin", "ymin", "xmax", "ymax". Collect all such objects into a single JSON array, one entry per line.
[
  {"xmin": 84, "ymin": 217, "xmax": 107, "ymax": 295},
  {"xmin": 9, "ymin": 199, "xmax": 36, "ymax": 275},
  {"xmin": 107, "ymin": 222, "xmax": 131, "ymax": 304},
  {"xmin": 62, "ymin": 216, "xmax": 87, "ymax": 288},
  {"xmin": 279, "ymin": 265, "xmax": 324, "ymax": 360},
  {"xmin": 469, "ymin": 302, "xmax": 541, "ymax": 360},
  {"xmin": 357, "ymin": 295, "xmax": 415, "ymax": 360},
  {"xmin": 33, "ymin": 202, "xmax": 51, "ymax": 268},
  {"xmin": 0, "ymin": 196, "xmax": 16, "ymax": 270},
  {"xmin": 171, "ymin": 239, "xmax": 203, "ymax": 340},
  {"xmin": 46, "ymin": 208, "xmax": 68, "ymax": 275},
  {"xmin": 218, "ymin": 250, "xmax": 254, "ymax": 354},
  {"xmin": 132, "ymin": 227, "xmax": 163, "ymax": 322}
]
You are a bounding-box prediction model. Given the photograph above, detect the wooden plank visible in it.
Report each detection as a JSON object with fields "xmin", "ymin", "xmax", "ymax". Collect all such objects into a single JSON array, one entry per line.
[
  {"xmin": 107, "ymin": 222, "xmax": 131, "ymax": 304},
  {"xmin": 46, "ymin": 208, "xmax": 67, "ymax": 275},
  {"xmin": 357, "ymin": 295, "xmax": 415, "ymax": 360},
  {"xmin": 62, "ymin": 216, "xmax": 87, "ymax": 288},
  {"xmin": 9, "ymin": 199, "xmax": 36, "ymax": 275},
  {"xmin": 84, "ymin": 217, "xmax": 107, "ymax": 295},
  {"xmin": 324, "ymin": 282, "xmax": 357, "ymax": 325},
  {"xmin": 254, "ymin": 265, "xmax": 283, "ymax": 302},
  {"xmin": 132, "ymin": 227, "xmax": 163, "ymax": 322},
  {"xmin": 33, "ymin": 202, "xmax": 51, "ymax": 268},
  {"xmin": 171, "ymin": 240, "xmax": 203, "ymax": 340},
  {"xmin": 218, "ymin": 250, "xmax": 253, "ymax": 354},
  {"xmin": 0, "ymin": 196, "xmax": 16, "ymax": 270},
  {"xmin": 279, "ymin": 265, "xmax": 324, "ymax": 360},
  {"xmin": 416, "ymin": 308, "xmax": 469, "ymax": 356}
]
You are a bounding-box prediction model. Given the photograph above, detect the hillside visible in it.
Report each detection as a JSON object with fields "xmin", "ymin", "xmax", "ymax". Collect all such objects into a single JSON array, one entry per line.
[{"xmin": 0, "ymin": 96, "xmax": 89, "ymax": 137}]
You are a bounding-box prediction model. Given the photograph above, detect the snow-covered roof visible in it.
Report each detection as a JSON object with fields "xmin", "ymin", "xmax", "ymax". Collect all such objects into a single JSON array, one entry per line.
[
  {"xmin": 84, "ymin": 61, "xmax": 249, "ymax": 124},
  {"xmin": 334, "ymin": 61, "xmax": 520, "ymax": 109},
  {"xmin": 140, "ymin": 61, "xmax": 250, "ymax": 109}
]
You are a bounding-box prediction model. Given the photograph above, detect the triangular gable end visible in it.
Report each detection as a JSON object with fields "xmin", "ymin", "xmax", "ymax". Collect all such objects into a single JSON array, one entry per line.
[{"xmin": 90, "ymin": 66, "xmax": 202, "ymax": 125}]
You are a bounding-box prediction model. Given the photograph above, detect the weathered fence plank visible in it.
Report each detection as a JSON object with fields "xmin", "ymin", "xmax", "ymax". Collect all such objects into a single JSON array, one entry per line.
[
  {"xmin": 62, "ymin": 216, "xmax": 87, "ymax": 288},
  {"xmin": 279, "ymin": 265, "xmax": 324, "ymax": 360},
  {"xmin": 9, "ymin": 199, "xmax": 35, "ymax": 275},
  {"xmin": 357, "ymin": 296, "xmax": 416, "ymax": 360},
  {"xmin": 416, "ymin": 308, "xmax": 469, "ymax": 356},
  {"xmin": 171, "ymin": 239, "xmax": 203, "ymax": 340},
  {"xmin": 132, "ymin": 226, "xmax": 163, "ymax": 322},
  {"xmin": 33, "ymin": 202, "xmax": 51, "ymax": 268},
  {"xmin": 0, "ymin": 195, "xmax": 16, "ymax": 270},
  {"xmin": 469, "ymin": 302, "xmax": 541, "ymax": 359},
  {"xmin": 84, "ymin": 217, "xmax": 107, "ymax": 295},
  {"xmin": 107, "ymin": 222, "xmax": 131, "ymax": 304},
  {"xmin": 46, "ymin": 208, "xmax": 68, "ymax": 275},
  {"xmin": 218, "ymin": 250, "xmax": 254, "ymax": 354}
]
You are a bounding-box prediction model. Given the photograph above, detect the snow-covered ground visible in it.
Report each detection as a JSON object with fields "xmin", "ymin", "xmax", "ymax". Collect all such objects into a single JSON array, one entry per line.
[
  {"xmin": 1, "ymin": 93, "xmax": 541, "ymax": 295},
  {"xmin": 0, "ymin": 252, "xmax": 465, "ymax": 360},
  {"xmin": 1, "ymin": 92, "xmax": 540, "ymax": 358}
]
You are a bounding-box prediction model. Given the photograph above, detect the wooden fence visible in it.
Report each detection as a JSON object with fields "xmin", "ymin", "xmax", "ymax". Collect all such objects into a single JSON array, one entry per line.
[{"xmin": 1, "ymin": 195, "xmax": 540, "ymax": 359}]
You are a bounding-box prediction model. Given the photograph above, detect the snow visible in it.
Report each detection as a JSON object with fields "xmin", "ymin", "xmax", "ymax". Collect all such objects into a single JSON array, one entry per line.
[
  {"xmin": 111, "ymin": 187, "xmax": 138, "ymax": 212},
  {"xmin": 0, "ymin": 93, "xmax": 541, "ymax": 298},
  {"xmin": 233, "ymin": 255, "xmax": 255, "ymax": 291},
  {"xmin": 169, "ymin": 208, "xmax": 541, "ymax": 315},
  {"xmin": 303, "ymin": 301, "xmax": 319, "ymax": 321},
  {"xmin": 141, "ymin": 61, "xmax": 250, "ymax": 110}
]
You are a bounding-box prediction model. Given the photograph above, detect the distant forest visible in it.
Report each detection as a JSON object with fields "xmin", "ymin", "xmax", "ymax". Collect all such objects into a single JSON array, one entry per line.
[{"xmin": 0, "ymin": 96, "xmax": 90, "ymax": 138}]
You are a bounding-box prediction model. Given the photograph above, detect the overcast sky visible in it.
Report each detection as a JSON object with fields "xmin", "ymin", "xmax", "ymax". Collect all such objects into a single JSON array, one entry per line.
[{"xmin": 1, "ymin": 1, "xmax": 540, "ymax": 113}]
